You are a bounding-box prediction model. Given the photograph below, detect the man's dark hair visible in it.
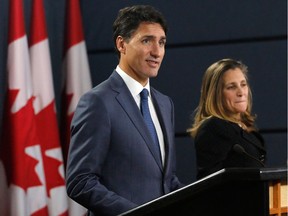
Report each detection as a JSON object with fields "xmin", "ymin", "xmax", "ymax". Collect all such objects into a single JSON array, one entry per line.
[{"xmin": 113, "ymin": 5, "xmax": 167, "ymax": 58}]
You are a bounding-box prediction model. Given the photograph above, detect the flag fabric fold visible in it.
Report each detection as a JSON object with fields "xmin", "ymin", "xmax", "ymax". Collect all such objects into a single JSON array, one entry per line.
[
  {"xmin": 29, "ymin": 0, "xmax": 68, "ymax": 215},
  {"xmin": 61, "ymin": 0, "xmax": 91, "ymax": 215},
  {"xmin": 0, "ymin": 0, "xmax": 48, "ymax": 215},
  {"xmin": 0, "ymin": 0, "xmax": 91, "ymax": 215},
  {"xmin": 61, "ymin": 0, "xmax": 92, "ymax": 165}
]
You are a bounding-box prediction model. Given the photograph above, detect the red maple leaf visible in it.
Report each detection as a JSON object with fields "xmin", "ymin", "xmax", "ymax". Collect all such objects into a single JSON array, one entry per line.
[
  {"xmin": 35, "ymin": 101, "xmax": 66, "ymax": 197},
  {"xmin": 1, "ymin": 89, "xmax": 43, "ymax": 190}
]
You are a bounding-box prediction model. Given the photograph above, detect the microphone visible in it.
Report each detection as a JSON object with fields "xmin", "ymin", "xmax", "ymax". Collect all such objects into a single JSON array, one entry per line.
[{"xmin": 233, "ymin": 144, "xmax": 265, "ymax": 167}]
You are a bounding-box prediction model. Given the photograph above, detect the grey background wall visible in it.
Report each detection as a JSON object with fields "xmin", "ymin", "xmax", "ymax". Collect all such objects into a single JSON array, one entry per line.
[{"xmin": 0, "ymin": 0, "xmax": 287, "ymax": 184}]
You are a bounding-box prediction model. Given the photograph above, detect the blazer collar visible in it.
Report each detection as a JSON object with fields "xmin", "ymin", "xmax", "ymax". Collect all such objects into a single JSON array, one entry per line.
[
  {"xmin": 231, "ymin": 122, "xmax": 265, "ymax": 152},
  {"xmin": 110, "ymin": 71, "xmax": 164, "ymax": 170}
]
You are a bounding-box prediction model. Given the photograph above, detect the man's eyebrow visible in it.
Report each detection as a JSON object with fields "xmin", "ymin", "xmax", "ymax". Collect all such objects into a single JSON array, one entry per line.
[{"xmin": 141, "ymin": 35, "xmax": 166, "ymax": 40}]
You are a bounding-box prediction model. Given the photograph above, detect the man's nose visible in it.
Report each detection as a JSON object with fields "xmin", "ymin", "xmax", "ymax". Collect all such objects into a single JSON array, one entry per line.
[{"xmin": 150, "ymin": 43, "xmax": 161, "ymax": 57}]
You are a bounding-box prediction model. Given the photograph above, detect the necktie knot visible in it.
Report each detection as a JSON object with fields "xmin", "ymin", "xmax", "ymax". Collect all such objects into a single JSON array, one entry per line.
[{"xmin": 140, "ymin": 88, "xmax": 149, "ymax": 100}]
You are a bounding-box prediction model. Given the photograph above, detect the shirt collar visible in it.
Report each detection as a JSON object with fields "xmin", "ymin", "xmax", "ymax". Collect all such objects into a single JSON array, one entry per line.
[{"xmin": 116, "ymin": 65, "xmax": 150, "ymax": 97}]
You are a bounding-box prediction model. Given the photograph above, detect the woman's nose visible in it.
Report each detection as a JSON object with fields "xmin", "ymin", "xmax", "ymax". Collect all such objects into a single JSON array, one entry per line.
[{"xmin": 237, "ymin": 87, "xmax": 244, "ymax": 96}]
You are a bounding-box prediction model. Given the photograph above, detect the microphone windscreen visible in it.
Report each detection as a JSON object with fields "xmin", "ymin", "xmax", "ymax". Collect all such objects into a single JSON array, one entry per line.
[{"xmin": 233, "ymin": 144, "xmax": 245, "ymax": 154}]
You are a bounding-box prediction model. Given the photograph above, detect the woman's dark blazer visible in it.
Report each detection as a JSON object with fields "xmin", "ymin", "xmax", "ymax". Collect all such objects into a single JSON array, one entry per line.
[{"xmin": 194, "ymin": 117, "xmax": 266, "ymax": 179}]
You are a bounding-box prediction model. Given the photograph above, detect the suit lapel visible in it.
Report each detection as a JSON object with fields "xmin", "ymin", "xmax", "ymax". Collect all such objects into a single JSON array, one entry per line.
[
  {"xmin": 241, "ymin": 130, "xmax": 266, "ymax": 151},
  {"xmin": 231, "ymin": 123, "xmax": 265, "ymax": 151},
  {"xmin": 151, "ymin": 88, "xmax": 173, "ymax": 169},
  {"xmin": 110, "ymin": 72, "xmax": 163, "ymax": 170}
]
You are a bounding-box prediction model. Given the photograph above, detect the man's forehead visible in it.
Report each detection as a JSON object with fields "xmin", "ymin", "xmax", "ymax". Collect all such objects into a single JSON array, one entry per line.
[{"xmin": 133, "ymin": 23, "xmax": 166, "ymax": 38}]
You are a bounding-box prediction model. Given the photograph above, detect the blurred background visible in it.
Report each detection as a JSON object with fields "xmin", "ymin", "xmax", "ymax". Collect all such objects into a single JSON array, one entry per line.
[{"xmin": 0, "ymin": 0, "xmax": 287, "ymax": 184}]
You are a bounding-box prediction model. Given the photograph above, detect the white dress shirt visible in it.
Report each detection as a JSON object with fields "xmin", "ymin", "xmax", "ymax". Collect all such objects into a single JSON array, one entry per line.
[{"xmin": 116, "ymin": 65, "xmax": 165, "ymax": 165}]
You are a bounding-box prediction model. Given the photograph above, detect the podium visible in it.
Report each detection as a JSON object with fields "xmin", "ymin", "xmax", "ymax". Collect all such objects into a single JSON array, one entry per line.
[{"xmin": 120, "ymin": 167, "xmax": 287, "ymax": 216}]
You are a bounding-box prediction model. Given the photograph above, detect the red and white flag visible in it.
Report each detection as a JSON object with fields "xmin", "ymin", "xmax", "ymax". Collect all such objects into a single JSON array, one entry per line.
[
  {"xmin": 61, "ymin": 0, "xmax": 92, "ymax": 164},
  {"xmin": 29, "ymin": 0, "xmax": 68, "ymax": 215},
  {"xmin": 0, "ymin": 0, "xmax": 48, "ymax": 215},
  {"xmin": 61, "ymin": 0, "xmax": 91, "ymax": 215}
]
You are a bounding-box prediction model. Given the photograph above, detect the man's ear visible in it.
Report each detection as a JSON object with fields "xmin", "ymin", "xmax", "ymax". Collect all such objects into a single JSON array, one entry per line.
[{"xmin": 116, "ymin": 36, "xmax": 126, "ymax": 54}]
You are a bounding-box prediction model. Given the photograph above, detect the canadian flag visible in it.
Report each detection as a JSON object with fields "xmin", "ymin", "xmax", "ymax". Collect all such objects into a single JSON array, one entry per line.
[
  {"xmin": 61, "ymin": 0, "xmax": 91, "ymax": 215},
  {"xmin": 29, "ymin": 0, "xmax": 68, "ymax": 215},
  {"xmin": 0, "ymin": 0, "xmax": 48, "ymax": 215},
  {"xmin": 61, "ymin": 0, "xmax": 92, "ymax": 164}
]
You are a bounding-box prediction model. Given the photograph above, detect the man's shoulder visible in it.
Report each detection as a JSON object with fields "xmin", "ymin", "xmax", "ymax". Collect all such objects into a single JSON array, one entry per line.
[{"xmin": 150, "ymin": 87, "xmax": 170, "ymax": 100}]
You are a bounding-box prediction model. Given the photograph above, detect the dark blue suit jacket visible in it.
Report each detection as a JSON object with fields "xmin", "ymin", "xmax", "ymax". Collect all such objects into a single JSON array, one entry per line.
[{"xmin": 66, "ymin": 71, "xmax": 182, "ymax": 216}]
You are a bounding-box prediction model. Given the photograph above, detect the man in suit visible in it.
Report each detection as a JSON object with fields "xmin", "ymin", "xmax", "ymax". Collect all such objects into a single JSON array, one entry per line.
[{"xmin": 66, "ymin": 5, "xmax": 183, "ymax": 216}]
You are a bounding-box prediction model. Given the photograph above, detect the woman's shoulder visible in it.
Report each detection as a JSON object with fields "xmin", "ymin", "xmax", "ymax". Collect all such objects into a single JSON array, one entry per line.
[
  {"xmin": 199, "ymin": 116, "xmax": 238, "ymax": 136},
  {"xmin": 202, "ymin": 116, "xmax": 231, "ymax": 127}
]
